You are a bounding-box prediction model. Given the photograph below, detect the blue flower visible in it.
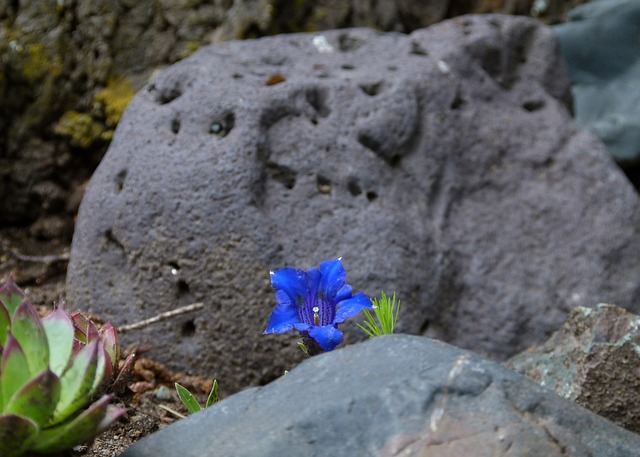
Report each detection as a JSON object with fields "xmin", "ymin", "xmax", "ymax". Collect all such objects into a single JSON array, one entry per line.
[{"xmin": 264, "ymin": 258, "xmax": 373, "ymax": 352}]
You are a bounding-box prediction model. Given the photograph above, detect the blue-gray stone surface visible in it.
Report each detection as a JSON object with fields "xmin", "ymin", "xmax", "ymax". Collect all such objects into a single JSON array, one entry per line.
[
  {"xmin": 67, "ymin": 15, "xmax": 640, "ymax": 394},
  {"xmin": 119, "ymin": 335, "xmax": 640, "ymax": 457},
  {"xmin": 554, "ymin": 0, "xmax": 640, "ymax": 164}
]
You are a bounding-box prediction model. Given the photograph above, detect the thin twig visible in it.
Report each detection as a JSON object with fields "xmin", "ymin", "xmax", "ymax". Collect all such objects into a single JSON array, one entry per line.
[
  {"xmin": 9, "ymin": 249, "xmax": 71, "ymax": 263},
  {"xmin": 118, "ymin": 302, "xmax": 204, "ymax": 333},
  {"xmin": 157, "ymin": 404, "xmax": 186, "ymax": 419}
]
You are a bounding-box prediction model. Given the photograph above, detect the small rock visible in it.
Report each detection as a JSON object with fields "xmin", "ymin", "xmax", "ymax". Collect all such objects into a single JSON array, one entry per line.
[
  {"xmin": 154, "ymin": 385, "xmax": 173, "ymax": 402},
  {"xmin": 507, "ymin": 303, "xmax": 640, "ymax": 433},
  {"xmin": 119, "ymin": 335, "xmax": 640, "ymax": 457}
]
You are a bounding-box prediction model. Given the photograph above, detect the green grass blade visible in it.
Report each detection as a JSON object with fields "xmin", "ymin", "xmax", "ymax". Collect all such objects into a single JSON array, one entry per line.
[
  {"xmin": 358, "ymin": 292, "xmax": 401, "ymax": 338},
  {"xmin": 175, "ymin": 383, "xmax": 202, "ymax": 414},
  {"xmin": 205, "ymin": 380, "xmax": 219, "ymax": 408}
]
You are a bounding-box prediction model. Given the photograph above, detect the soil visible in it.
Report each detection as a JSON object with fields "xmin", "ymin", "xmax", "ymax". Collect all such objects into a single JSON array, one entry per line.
[{"xmin": 0, "ymin": 228, "xmax": 215, "ymax": 457}]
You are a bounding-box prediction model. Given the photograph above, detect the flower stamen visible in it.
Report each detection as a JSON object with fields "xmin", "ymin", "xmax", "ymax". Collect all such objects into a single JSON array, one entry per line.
[{"xmin": 312, "ymin": 306, "xmax": 320, "ymax": 326}]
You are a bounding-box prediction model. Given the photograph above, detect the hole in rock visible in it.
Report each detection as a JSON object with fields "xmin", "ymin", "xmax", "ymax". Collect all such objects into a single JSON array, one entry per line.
[
  {"xmin": 359, "ymin": 82, "xmax": 386, "ymax": 97},
  {"xmin": 114, "ymin": 169, "xmax": 127, "ymax": 195},
  {"xmin": 389, "ymin": 154, "xmax": 401, "ymax": 168},
  {"xmin": 338, "ymin": 33, "xmax": 364, "ymax": 52},
  {"xmin": 209, "ymin": 112, "xmax": 235, "ymax": 137},
  {"xmin": 153, "ymin": 83, "xmax": 183, "ymax": 105},
  {"xmin": 181, "ymin": 319, "xmax": 196, "ymax": 337},
  {"xmin": 104, "ymin": 229, "xmax": 125, "ymax": 251},
  {"xmin": 450, "ymin": 94, "xmax": 466, "ymax": 110},
  {"xmin": 522, "ymin": 99, "xmax": 545, "ymax": 112},
  {"xmin": 366, "ymin": 191, "xmax": 378, "ymax": 202},
  {"xmin": 347, "ymin": 179, "xmax": 362, "ymax": 196},
  {"xmin": 305, "ymin": 87, "xmax": 331, "ymax": 118},
  {"xmin": 341, "ymin": 64, "xmax": 355, "ymax": 70},
  {"xmin": 177, "ymin": 279, "xmax": 190, "ymax": 296},
  {"xmin": 267, "ymin": 162, "xmax": 297, "ymax": 189},
  {"xmin": 410, "ymin": 41, "xmax": 428, "ymax": 56},
  {"xmin": 316, "ymin": 175, "xmax": 332, "ymax": 195},
  {"xmin": 171, "ymin": 117, "xmax": 180, "ymax": 134},
  {"xmin": 358, "ymin": 132, "xmax": 380, "ymax": 155}
]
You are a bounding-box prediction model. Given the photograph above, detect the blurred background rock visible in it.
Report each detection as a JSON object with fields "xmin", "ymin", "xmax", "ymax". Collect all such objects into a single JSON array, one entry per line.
[{"xmin": 0, "ymin": 0, "xmax": 591, "ymax": 234}]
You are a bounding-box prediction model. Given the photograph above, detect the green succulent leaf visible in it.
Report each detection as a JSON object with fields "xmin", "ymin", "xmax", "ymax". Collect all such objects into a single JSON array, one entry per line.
[
  {"xmin": 90, "ymin": 343, "xmax": 108, "ymax": 395},
  {"xmin": 99, "ymin": 322, "xmax": 120, "ymax": 375},
  {"xmin": 175, "ymin": 382, "xmax": 202, "ymax": 414},
  {"xmin": 49, "ymin": 341, "xmax": 99, "ymax": 426},
  {"xmin": 34, "ymin": 395, "xmax": 126, "ymax": 454},
  {"xmin": 0, "ymin": 276, "xmax": 27, "ymax": 317},
  {"xmin": 86, "ymin": 319, "xmax": 100, "ymax": 343},
  {"xmin": 0, "ymin": 414, "xmax": 39, "ymax": 457},
  {"xmin": 71, "ymin": 312, "xmax": 90, "ymax": 344},
  {"xmin": 205, "ymin": 379, "xmax": 219, "ymax": 408},
  {"xmin": 42, "ymin": 305, "xmax": 75, "ymax": 378},
  {"xmin": 4, "ymin": 368, "xmax": 61, "ymax": 428},
  {"xmin": 1, "ymin": 333, "xmax": 31, "ymax": 408},
  {"xmin": 0, "ymin": 302, "xmax": 10, "ymax": 348},
  {"xmin": 11, "ymin": 300, "xmax": 50, "ymax": 376}
]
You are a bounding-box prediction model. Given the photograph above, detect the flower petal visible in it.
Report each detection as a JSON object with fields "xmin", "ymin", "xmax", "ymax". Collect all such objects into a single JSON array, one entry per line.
[
  {"xmin": 305, "ymin": 268, "xmax": 321, "ymax": 301},
  {"xmin": 292, "ymin": 322, "xmax": 311, "ymax": 332},
  {"xmin": 270, "ymin": 267, "xmax": 307, "ymax": 305},
  {"xmin": 264, "ymin": 291, "xmax": 301, "ymax": 334},
  {"xmin": 333, "ymin": 292, "xmax": 373, "ymax": 324},
  {"xmin": 308, "ymin": 325, "xmax": 343, "ymax": 352},
  {"xmin": 318, "ymin": 259, "xmax": 346, "ymax": 299},
  {"xmin": 335, "ymin": 284, "xmax": 352, "ymax": 303}
]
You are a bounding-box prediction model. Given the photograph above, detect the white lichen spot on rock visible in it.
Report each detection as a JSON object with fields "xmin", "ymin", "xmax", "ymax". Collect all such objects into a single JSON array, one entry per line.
[
  {"xmin": 312, "ymin": 35, "xmax": 334, "ymax": 54},
  {"xmin": 437, "ymin": 60, "xmax": 450, "ymax": 74}
]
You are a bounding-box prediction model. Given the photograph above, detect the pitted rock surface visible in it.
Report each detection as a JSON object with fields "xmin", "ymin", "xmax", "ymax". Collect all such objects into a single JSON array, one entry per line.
[
  {"xmin": 67, "ymin": 15, "xmax": 640, "ymax": 393},
  {"xmin": 119, "ymin": 335, "xmax": 640, "ymax": 457},
  {"xmin": 508, "ymin": 304, "xmax": 640, "ymax": 434}
]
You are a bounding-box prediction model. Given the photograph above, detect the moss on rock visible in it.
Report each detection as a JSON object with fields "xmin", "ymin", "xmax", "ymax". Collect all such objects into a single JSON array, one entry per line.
[
  {"xmin": 94, "ymin": 76, "xmax": 135, "ymax": 127},
  {"xmin": 53, "ymin": 111, "xmax": 107, "ymax": 149}
]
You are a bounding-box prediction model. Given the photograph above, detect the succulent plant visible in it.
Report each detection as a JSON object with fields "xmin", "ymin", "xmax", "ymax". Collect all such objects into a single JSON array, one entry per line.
[{"xmin": 0, "ymin": 276, "xmax": 126, "ymax": 456}]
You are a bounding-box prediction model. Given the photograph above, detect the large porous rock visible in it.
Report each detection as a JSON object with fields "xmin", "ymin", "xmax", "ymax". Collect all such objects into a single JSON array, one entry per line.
[
  {"xmin": 0, "ymin": 0, "xmax": 591, "ymax": 229},
  {"xmin": 1, "ymin": 0, "xmax": 451, "ymax": 228},
  {"xmin": 119, "ymin": 335, "xmax": 640, "ymax": 457},
  {"xmin": 67, "ymin": 15, "xmax": 640, "ymax": 394},
  {"xmin": 507, "ymin": 304, "xmax": 640, "ymax": 434},
  {"xmin": 554, "ymin": 0, "xmax": 640, "ymax": 165}
]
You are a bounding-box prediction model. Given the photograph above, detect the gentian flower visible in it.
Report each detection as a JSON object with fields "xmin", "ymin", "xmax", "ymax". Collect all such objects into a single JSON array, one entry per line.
[{"xmin": 264, "ymin": 258, "xmax": 373, "ymax": 353}]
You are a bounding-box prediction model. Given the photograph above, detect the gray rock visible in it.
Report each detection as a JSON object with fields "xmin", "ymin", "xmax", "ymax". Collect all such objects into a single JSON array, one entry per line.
[
  {"xmin": 119, "ymin": 335, "xmax": 640, "ymax": 457},
  {"xmin": 1, "ymin": 0, "xmax": 526, "ymax": 227},
  {"xmin": 507, "ymin": 303, "xmax": 640, "ymax": 434},
  {"xmin": 554, "ymin": 0, "xmax": 640, "ymax": 165},
  {"xmin": 67, "ymin": 16, "xmax": 640, "ymax": 395}
]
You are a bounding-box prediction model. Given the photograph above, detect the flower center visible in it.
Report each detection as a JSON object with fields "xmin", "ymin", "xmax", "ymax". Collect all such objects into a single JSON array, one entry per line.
[{"xmin": 312, "ymin": 306, "xmax": 320, "ymax": 326}]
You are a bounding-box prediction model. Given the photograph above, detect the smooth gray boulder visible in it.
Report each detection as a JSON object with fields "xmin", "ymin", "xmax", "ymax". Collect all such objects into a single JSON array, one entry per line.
[
  {"xmin": 554, "ymin": 0, "xmax": 640, "ymax": 165},
  {"xmin": 67, "ymin": 15, "xmax": 640, "ymax": 394},
  {"xmin": 119, "ymin": 335, "xmax": 640, "ymax": 457}
]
